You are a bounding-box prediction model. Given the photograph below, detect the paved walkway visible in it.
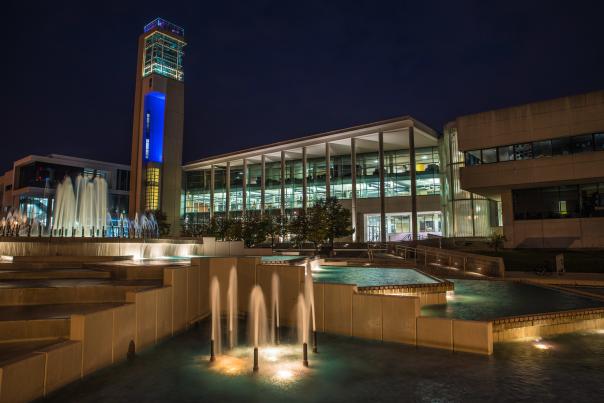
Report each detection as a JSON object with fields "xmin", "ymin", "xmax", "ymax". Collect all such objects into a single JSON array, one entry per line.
[{"xmin": 506, "ymin": 271, "xmax": 604, "ymax": 286}]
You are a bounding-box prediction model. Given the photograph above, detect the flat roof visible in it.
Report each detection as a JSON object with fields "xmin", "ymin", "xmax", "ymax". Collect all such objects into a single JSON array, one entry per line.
[
  {"xmin": 452, "ymin": 89, "xmax": 604, "ymax": 123},
  {"xmin": 12, "ymin": 154, "xmax": 130, "ymax": 171},
  {"xmin": 184, "ymin": 115, "xmax": 439, "ymax": 170}
]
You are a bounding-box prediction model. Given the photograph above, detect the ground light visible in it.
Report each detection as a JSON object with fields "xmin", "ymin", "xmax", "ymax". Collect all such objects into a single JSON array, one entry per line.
[{"xmin": 533, "ymin": 338, "xmax": 552, "ymax": 350}]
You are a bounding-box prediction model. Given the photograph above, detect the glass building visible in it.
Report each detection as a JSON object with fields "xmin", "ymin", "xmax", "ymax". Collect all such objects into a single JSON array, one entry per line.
[
  {"xmin": 440, "ymin": 125, "xmax": 500, "ymax": 237},
  {"xmin": 182, "ymin": 117, "xmax": 473, "ymax": 241},
  {"xmin": 1, "ymin": 154, "xmax": 130, "ymax": 227}
]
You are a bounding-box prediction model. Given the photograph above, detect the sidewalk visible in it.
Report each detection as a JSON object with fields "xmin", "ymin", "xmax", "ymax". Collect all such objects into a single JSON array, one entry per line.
[{"xmin": 506, "ymin": 271, "xmax": 604, "ymax": 286}]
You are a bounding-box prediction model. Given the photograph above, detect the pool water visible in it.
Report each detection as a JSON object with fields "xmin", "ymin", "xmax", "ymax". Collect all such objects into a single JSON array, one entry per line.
[
  {"xmin": 312, "ymin": 266, "xmax": 438, "ymax": 287},
  {"xmin": 45, "ymin": 322, "xmax": 604, "ymax": 402},
  {"xmin": 422, "ymin": 279, "xmax": 604, "ymax": 320}
]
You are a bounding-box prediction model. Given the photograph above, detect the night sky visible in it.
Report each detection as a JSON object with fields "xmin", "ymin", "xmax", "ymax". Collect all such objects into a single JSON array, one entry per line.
[{"xmin": 2, "ymin": 0, "xmax": 603, "ymax": 172}]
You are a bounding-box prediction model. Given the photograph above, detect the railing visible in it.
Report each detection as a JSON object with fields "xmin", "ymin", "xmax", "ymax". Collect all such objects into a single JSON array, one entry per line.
[{"xmin": 394, "ymin": 244, "xmax": 505, "ymax": 278}]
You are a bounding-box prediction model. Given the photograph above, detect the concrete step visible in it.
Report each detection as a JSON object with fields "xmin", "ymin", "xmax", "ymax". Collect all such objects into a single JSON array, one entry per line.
[
  {"xmin": 0, "ymin": 339, "xmax": 66, "ymax": 364},
  {"xmin": 0, "ymin": 282, "xmax": 161, "ymax": 306},
  {"xmin": 0, "ymin": 319, "xmax": 70, "ymax": 343},
  {"xmin": 0, "ymin": 269, "xmax": 111, "ymax": 281}
]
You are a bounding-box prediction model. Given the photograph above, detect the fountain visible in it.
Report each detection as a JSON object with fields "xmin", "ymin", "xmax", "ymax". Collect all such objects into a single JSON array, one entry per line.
[
  {"xmin": 54, "ymin": 174, "xmax": 109, "ymax": 236},
  {"xmin": 210, "ymin": 277, "xmax": 221, "ymax": 361},
  {"xmin": 297, "ymin": 293, "xmax": 309, "ymax": 367},
  {"xmin": 305, "ymin": 261, "xmax": 318, "ymax": 353},
  {"xmin": 271, "ymin": 272, "xmax": 280, "ymax": 345},
  {"xmin": 0, "ymin": 173, "xmax": 162, "ymax": 239},
  {"xmin": 227, "ymin": 266, "xmax": 238, "ymax": 349},
  {"xmin": 248, "ymin": 285, "xmax": 268, "ymax": 372}
]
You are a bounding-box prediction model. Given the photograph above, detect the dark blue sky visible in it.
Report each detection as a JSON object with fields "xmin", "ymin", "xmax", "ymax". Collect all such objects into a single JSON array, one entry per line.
[{"xmin": 2, "ymin": 0, "xmax": 603, "ymax": 172}]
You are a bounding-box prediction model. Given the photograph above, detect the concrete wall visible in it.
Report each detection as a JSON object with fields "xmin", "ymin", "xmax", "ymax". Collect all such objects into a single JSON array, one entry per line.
[
  {"xmin": 453, "ymin": 320, "xmax": 493, "ymax": 355},
  {"xmin": 0, "ymin": 353, "xmax": 46, "ymax": 403},
  {"xmin": 493, "ymin": 307, "xmax": 604, "ymax": 342},
  {"xmin": 416, "ymin": 245, "xmax": 505, "ymax": 277},
  {"xmin": 0, "ymin": 319, "xmax": 69, "ymax": 342},
  {"xmin": 0, "ymin": 263, "xmax": 214, "ymax": 403},
  {"xmin": 0, "ymin": 286, "xmax": 132, "ymax": 306},
  {"xmin": 322, "ymin": 283, "xmax": 355, "ymax": 336},
  {"xmin": 461, "ymin": 152, "xmax": 604, "ymax": 194},
  {"xmin": 0, "ymin": 239, "xmax": 202, "ymax": 258},
  {"xmin": 455, "ymin": 90, "xmax": 604, "ymax": 151},
  {"xmin": 315, "ymin": 286, "xmax": 492, "ymax": 354},
  {"xmin": 37, "ymin": 341, "xmax": 83, "ymax": 396}
]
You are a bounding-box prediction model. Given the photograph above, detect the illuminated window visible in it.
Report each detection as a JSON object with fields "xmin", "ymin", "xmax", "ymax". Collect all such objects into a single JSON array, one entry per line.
[{"xmin": 145, "ymin": 168, "xmax": 160, "ymax": 211}]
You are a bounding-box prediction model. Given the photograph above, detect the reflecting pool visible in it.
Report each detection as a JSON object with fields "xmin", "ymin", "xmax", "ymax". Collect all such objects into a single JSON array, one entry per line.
[
  {"xmin": 422, "ymin": 279, "xmax": 603, "ymax": 320},
  {"xmin": 312, "ymin": 266, "xmax": 438, "ymax": 287},
  {"xmin": 45, "ymin": 322, "xmax": 604, "ymax": 402}
]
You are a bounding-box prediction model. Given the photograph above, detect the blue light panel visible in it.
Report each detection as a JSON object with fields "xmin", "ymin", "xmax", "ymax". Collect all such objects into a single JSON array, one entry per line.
[{"xmin": 143, "ymin": 91, "xmax": 166, "ymax": 163}]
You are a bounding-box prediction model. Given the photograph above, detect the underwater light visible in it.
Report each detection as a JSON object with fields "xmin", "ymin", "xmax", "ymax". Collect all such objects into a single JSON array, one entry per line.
[
  {"xmin": 275, "ymin": 369, "xmax": 294, "ymax": 380},
  {"xmin": 533, "ymin": 339, "xmax": 552, "ymax": 350},
  {"xmin": 264, "ymin": 347, "xmax": 279, "ymax": 362}
]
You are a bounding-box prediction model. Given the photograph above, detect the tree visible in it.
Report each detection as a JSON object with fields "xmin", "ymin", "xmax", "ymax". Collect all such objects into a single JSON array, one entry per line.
[
  {"xmin": 287, "ymin": 210, "xmax": 309, "ymax": 248},
  {"xmin": 262, "ymin": 212, "xmax": 286, "ymax": 248},
  {"xmin": 226, "ymin": 218, "xmax": 243, "ymax": 241},
  {"xmin": 241, "ymin": 213, "xmax": 268, "ymax": 247},
  {"xmin": 306, "ymin": 202, "xmax": 328, "ymax": 252},
  {"xmin": 323, "ymin": 197, "xmax": 354, "ymax": 255},
  {"xmin": 488, "ymin": 231, "xmax": 507, "ymax": 252}
]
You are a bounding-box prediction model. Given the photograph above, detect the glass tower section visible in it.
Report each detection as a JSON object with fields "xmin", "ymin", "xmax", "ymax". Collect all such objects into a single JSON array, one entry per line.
[
  {"xmin": 264, "ymin": 161, "xmax": 282, "ymax": 212},
  {"xmin": 213, "ymin": 167, "xmax": 227, "ymax": 216},
  {"xmin": 229, "ymin": 165, "xmax": 244, "ymax": 216},
  {"xmin": 306, "ymin": 157, "xmax": 327, "ymax": 205},
  {"xmin": 330, "ymin": 154, "xmax": 353, "ymax": 199},
  {"xmin": 440, "ymin": 127, "xmax": 498, "ymax": 237},
  {"xmin": 143, "ymin": 31, "xmax": 185, "ymax": 81},
  {"xmin": 284, "ymin": 159, "xmax": 304, "ymax": 210},
  {"xmin": 246, "ymin": 164, "xmax": 262, "ymax": 211},
  {"xmin": 356, "ymin": 152, "xmax": 380, "ymax": 199}
]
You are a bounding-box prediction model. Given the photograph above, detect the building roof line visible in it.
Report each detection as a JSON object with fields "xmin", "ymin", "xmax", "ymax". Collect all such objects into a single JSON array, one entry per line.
[
  {"xmin": 12, "ymin": 154, "xmax": 130, "ymax": 170},
  {"xmin": 183, "ymin": 115, "xmax": 439, "ymax": 169}
]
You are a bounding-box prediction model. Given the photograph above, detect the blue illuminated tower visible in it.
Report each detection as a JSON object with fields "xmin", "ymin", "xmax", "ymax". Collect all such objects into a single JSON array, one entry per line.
[{"xmin": 130, "ymin": 18, "xmax": 186, "ymax": 235}]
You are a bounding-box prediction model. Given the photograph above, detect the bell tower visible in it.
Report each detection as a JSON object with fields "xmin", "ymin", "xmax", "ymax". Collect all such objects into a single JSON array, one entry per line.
[{"xmin": 130, "ymin": 18, "xmax": 186, "ymax": 235}]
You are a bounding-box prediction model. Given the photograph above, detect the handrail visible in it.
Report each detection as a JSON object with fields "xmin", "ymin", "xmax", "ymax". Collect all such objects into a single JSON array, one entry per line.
[{"xmin": 393, "ymin": 244, "xmax": 505, "ymax": 278}]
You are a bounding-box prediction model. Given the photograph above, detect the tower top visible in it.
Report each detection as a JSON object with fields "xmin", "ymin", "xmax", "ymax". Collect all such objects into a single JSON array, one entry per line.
[{"xmin": 144, "ymin": 18, "xmax": 184, "ymax": 38}]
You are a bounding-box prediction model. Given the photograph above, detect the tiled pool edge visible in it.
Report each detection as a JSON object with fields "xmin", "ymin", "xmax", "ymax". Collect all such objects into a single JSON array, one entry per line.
[{"xmin": 493, "ymin": 307, "xmax": 604, "ymax": 342}]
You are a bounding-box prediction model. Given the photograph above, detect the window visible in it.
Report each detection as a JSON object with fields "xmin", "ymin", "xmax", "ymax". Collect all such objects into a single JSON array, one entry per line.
[
  {"xmin": 514, "ymin": 143, "xmax": 532, "ymax": 160},
  {"xmin": 513, "ymin": 184, "xmax": 585, "ymax": 220},
  {"xmin": 594, "ymin": 133, "xmax": 604, "ymax": 151},
  {"xmin": 482, "ymin": 148, "xmax": 497, "ymax": 163},
  {"xmin": 532, "ymin": 140, "xmax": 552, "ymax": 159},
  {"xmin": 551, "ymin": 137, "xmax": 571, "ymax": 156},
  {"xmin": 498, "ymin": 145, "xmax": 514, "ymax": 162},
  {"xmin": 145, "ymin": 168, "xmax": 160, "ymax": 211},
  {"xmin": 571, "ymin": 135, "xmax": 593, "ymax": 153},
  {"xmin": 465, "ymin": 150, "xmax": 482, "ymax": 166}
]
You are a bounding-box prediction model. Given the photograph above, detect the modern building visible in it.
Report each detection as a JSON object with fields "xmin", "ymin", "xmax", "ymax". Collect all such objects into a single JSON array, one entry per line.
[
  {"xmin": 0, "ymin": 154, "xmax": 130, "ymax": 226},
  {"xmin": 183, "ymin": 117, "xmax": 463, "ymax": 242},
  {"xmin": 454, "ymin": 90, "xmax": 604, "ymax": 248},
  {"xmin": 129, "ymin": 18, "xmax": 186, "ymax": 236}
]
